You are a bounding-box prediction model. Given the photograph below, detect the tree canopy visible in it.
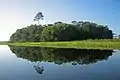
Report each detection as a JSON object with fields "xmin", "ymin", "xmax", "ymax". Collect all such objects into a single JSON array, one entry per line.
[
  {"xmin": 10, "ymin": 21, "xmax": 113, "ymax": 42},
  {"xmin": 10, "ymin": 24, "xmax": 43, "ymax": 42},
  {"xmin": 33, "ymin": 12, "xmax": 44, "ymax": 25}
]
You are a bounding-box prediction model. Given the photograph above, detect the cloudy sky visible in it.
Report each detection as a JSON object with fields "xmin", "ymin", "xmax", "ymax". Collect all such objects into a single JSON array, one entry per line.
[{"xmin": 0, "ymin": 0, "xmax": 119, "ymax": 41}]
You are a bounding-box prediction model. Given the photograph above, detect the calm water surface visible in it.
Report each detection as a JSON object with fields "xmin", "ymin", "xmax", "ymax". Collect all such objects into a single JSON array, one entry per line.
[{"xmin": 0, "ymin": 45, "xmax": 120, "ymax": 80}]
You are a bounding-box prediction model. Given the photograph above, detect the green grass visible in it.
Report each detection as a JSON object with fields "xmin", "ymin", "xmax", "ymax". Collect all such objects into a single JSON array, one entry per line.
[{"xmin": 0, "ymin": 39, "xmax": 120, "ymax": 50}]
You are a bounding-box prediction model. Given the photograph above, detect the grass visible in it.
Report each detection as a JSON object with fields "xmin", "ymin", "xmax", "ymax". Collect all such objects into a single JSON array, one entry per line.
[{"xmin": 0, "ymin": 39, "xmax": 120, "ymax": 50}]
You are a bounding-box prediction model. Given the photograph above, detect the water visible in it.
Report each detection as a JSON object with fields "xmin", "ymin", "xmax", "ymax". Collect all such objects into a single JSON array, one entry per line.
[{"xmin": 0, "ymin": 45, "xmax": 120, "ymax": 80}]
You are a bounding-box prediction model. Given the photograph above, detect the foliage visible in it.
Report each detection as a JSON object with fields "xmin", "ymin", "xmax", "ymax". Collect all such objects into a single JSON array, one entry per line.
[
  {"xmin": 10, "ymin": 25, "xmax": 43, "ymax": 42},
  {"xmin": 41, "ymin": 22, "xmax": 80, "ymax": 41},
  {"xmin": 118, "ymin": 34, "xmax": 120, "ymax": 38},
  {"xmin": 33, "ymin": 12, "xmax": 44, "ymax": 25},
  {"xmin": 10, "ymin": 21, "xmax": 113, "ymax": 42}
]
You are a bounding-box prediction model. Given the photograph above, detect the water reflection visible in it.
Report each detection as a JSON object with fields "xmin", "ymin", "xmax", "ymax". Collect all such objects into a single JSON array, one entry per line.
[
  {"xmin": 33, "ymin": 64, "xmax": 44, "ymax": 75},
  {"xmin": 9, "ymin": 46, "xmax": 113, "ymax": 75}
]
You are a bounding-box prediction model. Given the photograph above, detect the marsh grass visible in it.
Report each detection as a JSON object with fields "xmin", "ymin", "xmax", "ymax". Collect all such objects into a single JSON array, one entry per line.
[{"xmin": 0, "ymin": 39, "xmax": 120, "ymax": 50}]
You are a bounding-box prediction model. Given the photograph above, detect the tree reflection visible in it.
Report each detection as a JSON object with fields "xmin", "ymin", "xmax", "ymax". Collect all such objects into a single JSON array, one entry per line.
[
  {"xmin": 33, "ymin": 64, "xmax": 44, "ymax": 75},
  {"xmin": 9, "ymin": 46, "xmax": 113, "ymax": 65},
  {"xmin": 9, "ymin": 46, "xmax": 113, "ymax": 75}
]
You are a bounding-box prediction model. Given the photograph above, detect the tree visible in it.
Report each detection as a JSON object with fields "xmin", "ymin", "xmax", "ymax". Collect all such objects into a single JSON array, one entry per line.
[
  {"xmin": 10, "ymin": 21, "xmax": 113, "ymax": 42},
  {"xmin": 10, "ymin": 25, "xmax": 43, "ymax": 42},
  {"xmin": 71, "ymin": 21, "xmax": 77, "ymax": 25},
  {"xmin": 33, "ymin": 12, "xmax": 44, "ymax": 25},
  {"xmin": 118, "ymin": 34, "xmax": 120, "ymax": 38},
  {"xmin": 54, "ymin": 21, "xmax": 63, "ymax": 25},
  {"xmin": 41, "ymin": 22, "xmax": 80, "ymax": 41}
]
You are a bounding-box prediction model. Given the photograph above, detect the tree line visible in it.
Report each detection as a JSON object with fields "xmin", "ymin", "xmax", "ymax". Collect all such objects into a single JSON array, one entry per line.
[{"xmin": 10, "ymin": 21, "xmax": 113, "ymax": 42}]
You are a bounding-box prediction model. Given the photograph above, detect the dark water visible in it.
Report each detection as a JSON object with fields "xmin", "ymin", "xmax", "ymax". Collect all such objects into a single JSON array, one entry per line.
[{"xmin": 0, "ymin": 45, "xmax": 120, "ymax": 80}]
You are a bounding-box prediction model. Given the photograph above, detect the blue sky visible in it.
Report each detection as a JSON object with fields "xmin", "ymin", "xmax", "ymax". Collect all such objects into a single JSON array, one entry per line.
[{"xmin": 0, "ymin": 0, "xmax": 119, "ymax": 41}]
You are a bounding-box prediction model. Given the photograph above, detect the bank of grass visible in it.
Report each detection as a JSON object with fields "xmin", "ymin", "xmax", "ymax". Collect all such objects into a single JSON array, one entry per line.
[{"xmin": 0, "ymin": 39, "xmax": 120, "ymax": 50}]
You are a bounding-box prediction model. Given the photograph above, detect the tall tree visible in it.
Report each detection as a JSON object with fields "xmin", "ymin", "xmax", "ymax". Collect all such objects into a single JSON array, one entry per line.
[{"xmin": 33, "ymin": 12, "xmax": 44, "ymax": 25}]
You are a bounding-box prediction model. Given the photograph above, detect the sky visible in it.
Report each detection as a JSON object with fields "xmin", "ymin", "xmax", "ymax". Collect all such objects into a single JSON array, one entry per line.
[{"xmin": 0, "ymin": 0, "xmax": 119, "ymax": 41}]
